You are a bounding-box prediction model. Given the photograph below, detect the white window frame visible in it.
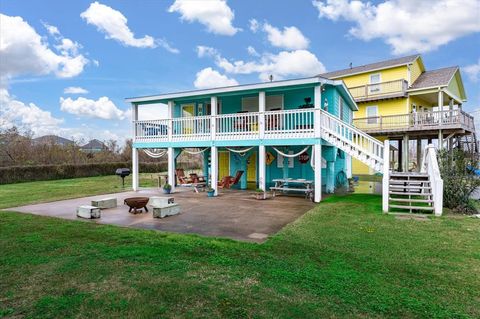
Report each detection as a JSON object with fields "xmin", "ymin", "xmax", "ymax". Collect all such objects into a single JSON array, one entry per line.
[
  {"xmin": 366, "ymin": 105, "xmax": 378, "ymax": 124},
  {"xmin": 369, "ymin": 73, "xmax": 381, "ymax": 93}
]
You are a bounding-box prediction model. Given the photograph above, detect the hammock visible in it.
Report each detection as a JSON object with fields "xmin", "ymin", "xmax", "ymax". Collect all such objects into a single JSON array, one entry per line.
[
  {"xmin": 225, "ymin": 146, "xmax": 254, "ymax": 156},
  {"xmin": 272, "ymin": 146, "xmax": 310, "ymax": 158},
  {"xmin": 143, "ymin": 149, "xmax": 167, "ymax": 158},
  {"xmin": 182, "ymin": 148, "xmax": 208, "ymax": 155}
]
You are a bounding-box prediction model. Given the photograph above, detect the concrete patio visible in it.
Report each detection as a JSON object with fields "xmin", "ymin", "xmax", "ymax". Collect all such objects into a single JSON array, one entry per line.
[{"xmin": 5, "ymin": 188, "xmax": 315, "ymax": 242}]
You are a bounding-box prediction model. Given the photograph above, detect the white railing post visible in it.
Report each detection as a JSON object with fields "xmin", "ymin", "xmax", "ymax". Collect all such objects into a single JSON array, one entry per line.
[
  {"xmin": 211, "ymin": 146, "xmax": 218, "ymax": 196},
  {"xmin": 211, "ymin": 96, "xmax": 217, "ymax": 141},
  {"xmin": 314, "ymin": 143, "xmax": 322, "ymax": 202},
  {"xmin": 259, "ymin": 91, "xmax": 265, "ymax": 140},
  {"xmin": 382, "ymin": 140, "xmax": 390, "ymax": 213},
  {"xmin": 132, "ymin": 147, "xmax": 139, "ymax": 191},
  {"xmin": 167, "ymin": 101, "xmax": 174, "ymax": 142},
  {"xmin": 259, "ymin": 145, "xmax": 266, "ymax": 191}
]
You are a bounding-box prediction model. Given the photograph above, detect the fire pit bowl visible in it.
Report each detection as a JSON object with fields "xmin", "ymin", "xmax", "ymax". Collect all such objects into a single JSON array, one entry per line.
[{"xmin": 124, "ymin": 197, "xmax": 149, "ymax": 214}]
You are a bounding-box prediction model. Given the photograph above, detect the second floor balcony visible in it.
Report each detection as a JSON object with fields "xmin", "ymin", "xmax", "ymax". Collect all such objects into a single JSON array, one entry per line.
[
  {"xmin": 348, "ymin": 79, "xmax": 408, "ymax": 102},
  {"xmin": 352, "ymin": 109, "xmax": 475, "ymax": 135},
  {"xmin": 134, "ymin": 108, "xmax": 318, "ymax": 143}
]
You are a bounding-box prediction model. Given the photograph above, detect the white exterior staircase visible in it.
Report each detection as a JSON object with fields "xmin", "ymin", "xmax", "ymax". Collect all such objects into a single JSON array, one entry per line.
[
  {"xmin": 320, "ymin": 110, "xmax": 384, "ymax": 173},
  {"xmin": 388, "ymin": 173, "xmax": 434, "ymax": 213}
]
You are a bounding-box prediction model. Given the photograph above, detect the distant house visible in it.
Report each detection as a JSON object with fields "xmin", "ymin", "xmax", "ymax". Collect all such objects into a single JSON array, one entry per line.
[
  {"xmin": 33, "ymin": 135, "xmax": 74, "ymax": 146},
  {"xmin": 80, "ymin": 139, "xmax": 107, "ymax": 153}
]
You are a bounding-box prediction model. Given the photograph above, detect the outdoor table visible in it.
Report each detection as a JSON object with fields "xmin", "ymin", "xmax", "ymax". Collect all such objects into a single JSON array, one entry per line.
[{"xmin": 270, "ymin": 178, "xmax": 314, "ymax": 201}]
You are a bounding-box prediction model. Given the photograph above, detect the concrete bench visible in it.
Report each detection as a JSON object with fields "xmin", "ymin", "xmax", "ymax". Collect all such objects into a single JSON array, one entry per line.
[
  {"xmin": 77, "ymin": 205, "xmax": 101, "ymax": 219},
  {"xmin": 91, "ymin": 197, "xmax": 117, "ymax": 209},
  {"xmin": 152, "ymin": 203, "xmax": 180, "ymax": 218},
  {"xmin": 149, "ymin": 196, "xmax": 174, "ymax": 207}
]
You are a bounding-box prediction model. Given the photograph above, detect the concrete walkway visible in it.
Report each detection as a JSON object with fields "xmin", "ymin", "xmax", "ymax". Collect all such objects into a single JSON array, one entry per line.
[{"xmin": 5, "ymin": 188, "xmax": 315, "ymax": 242}]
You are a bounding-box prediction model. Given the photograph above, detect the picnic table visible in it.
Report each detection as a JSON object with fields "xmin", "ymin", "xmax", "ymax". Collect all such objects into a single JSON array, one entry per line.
[{"xmin": 270, "ymin": 178, "xmax": 314, "ymax": 201}]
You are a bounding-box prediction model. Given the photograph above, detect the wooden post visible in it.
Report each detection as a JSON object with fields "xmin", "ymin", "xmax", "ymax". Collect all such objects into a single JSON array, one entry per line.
[
  {"xmin": 211, "ymin": 146, "xmax": 218, "ymax": 196},
  {"xmin": 314, "ymin": 143, "xmax": 322, "ymax": 203},
  {"xmin": 382, "ymin": 140, "xmax": 390, "ymax": 213},
  {"xmin": 259, "ymin": 145, "xmax": 266, "ymax": 192},
  {"xmin": 167, "ymin": 147, "xmax": 175, "ymax": 193}
]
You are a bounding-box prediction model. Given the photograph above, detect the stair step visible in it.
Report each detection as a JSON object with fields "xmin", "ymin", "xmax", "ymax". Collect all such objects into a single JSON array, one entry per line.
[
  {"xmin": 389, "ymin": 191, "xmax": 432, "ymax": 196},
  {"xmin": 390, "ymin": 186, "xmax": 432, "ymax": 190},
  {"xmin": 390, "ymin": 172, "xmax": 428, "ymax": 177},
  {"xmin": 389, "ymin": 197, "xmax": 434, "ymax": 203},
  {"xmin": 389, "ymin": 204, "xmax": 434, "ymax": 211},
  {"xmin": 389, "ymin": 180, "xmax": 430, "ymax": 185}
]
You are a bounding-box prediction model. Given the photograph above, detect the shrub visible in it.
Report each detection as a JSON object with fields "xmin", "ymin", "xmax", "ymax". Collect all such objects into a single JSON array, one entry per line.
[
  {"xmin": 0, "ymin": 161, "xmax": 200, "ymax": 184},
  {"xmin": 437, "ymin": 149, "xmax": 480, "ymax": 214}
]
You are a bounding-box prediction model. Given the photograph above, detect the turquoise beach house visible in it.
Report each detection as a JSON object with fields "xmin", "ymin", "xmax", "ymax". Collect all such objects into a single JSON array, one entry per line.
[{"xmin": 126, "ymin": 76, "xmax": 387, "ymax": 203}]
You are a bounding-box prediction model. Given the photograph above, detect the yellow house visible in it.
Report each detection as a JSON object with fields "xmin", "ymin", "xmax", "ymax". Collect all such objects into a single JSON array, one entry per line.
[{"xmin": 321, "ymin": 55, "xmax": 474, "ymax": 175}]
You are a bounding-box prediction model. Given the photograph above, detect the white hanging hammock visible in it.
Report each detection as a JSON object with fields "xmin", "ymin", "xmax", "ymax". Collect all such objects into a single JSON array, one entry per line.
[
  {"xmin": 143, "ymin": 149, "xmax": 167, "ymax": 158},
  {"xmin": 272, "ymin": 146, "xmax": 311, "ymax": 158},
  {"xmin": 225, "ymin": 146, "xmax": 254, "ymax": 156},
  {"xmin": 182, "ymin": 148, "xmax": 208, "ymax": 155}
]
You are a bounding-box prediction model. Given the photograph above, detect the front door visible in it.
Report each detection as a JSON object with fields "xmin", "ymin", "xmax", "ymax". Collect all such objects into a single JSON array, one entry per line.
[
  {"xmin": 218, "ymin": 151, "xmax": 230, "ymax": 181},
  {"xmin": 247, "ymin": 152, "xmax": 257, "ymax": 183},
  {"xmin": 181, "ymin": 104, "xmax": 195, "ymax": 134}
]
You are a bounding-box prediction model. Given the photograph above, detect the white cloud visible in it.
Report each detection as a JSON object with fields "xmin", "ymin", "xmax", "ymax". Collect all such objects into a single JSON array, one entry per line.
[
  {"xmin": 198, "ymin": 46, "xmax": 326, "ymax": 81},
  {"xmin": 60, "ymin": 96, "xmax": 126, "ymax": 120},
  {"xmin": 194, "ymin": 67, "xmax": 238, "ymax": 89},
  {"xmin": 249, "ymin": 18, "xmax": 259, "ymax": 33},
  {"xmin": 81, "ymin": 1, "xmax": 178, "ymax": 53},
  {"xmin": 247, "ymin": 46, "xmax": 260, "ymax": 57},
  {"xmin": 168, "ymin": 0, "xmax": 240, "ymax": 36},
  {"xmin": 42, "ymin": 21, "xmax": 60, "ymax": 36},
  {"xmin": 0, "ymin": 14, "xmax": 89, "ymax": 79},
  {"xmin": 262, "ymin": 23, "xmax": 310, "ymax": 50},
  {"xmin": 64, "ymin": 86, "xmax": 89, "ymax": 94},
  {"xmin": 0, "ymin": 89, "xmax": 64, "ymax": 136},
  {"xmin": 464, "ymin": 58, "xmax": 480, "ymax": 82},
  {"xmin": 313, "ymin": 0, "xmax": 480, "ymax": 54}
]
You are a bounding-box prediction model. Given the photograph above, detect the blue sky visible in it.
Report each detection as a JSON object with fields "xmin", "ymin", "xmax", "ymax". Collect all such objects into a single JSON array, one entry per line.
[{"xmin": 1, "ymin": 0, "xmax": 479, "ymax": 143}]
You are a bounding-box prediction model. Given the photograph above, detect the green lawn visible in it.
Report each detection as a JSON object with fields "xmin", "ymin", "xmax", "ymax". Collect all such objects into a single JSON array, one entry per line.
[{"xmin": 0, "ymin": 177, "xmax": 479, "ymax": 318}]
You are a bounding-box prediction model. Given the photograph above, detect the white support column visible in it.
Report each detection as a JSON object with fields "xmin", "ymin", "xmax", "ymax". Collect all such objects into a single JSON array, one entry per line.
[
  {"xmin": 167, "ymin": 147, "xmax": 175, "ymax": 193},
  {"xmin": 346, "ymin": 155, "xmax": 352, "ymax": 178},
  {"xmin": 314, "ymin": 85, "xmax": 322, "ymax": 138},
  {"xmin": 438, "ymin": 90, "xmax": 444, "ymax": 113},
  {"xmin": 132, "ymin": 147, "xmax": 139, "ymax": 191},
  {"xmin": 382, "ymin": 140, "xmax": 390, "ymax": 213},
  {"xmin": 167, "ymin": 101, "xmax": 174, "ymax": 142},
  {"xmin": 438, "ymin": 130, "xmax": 443, "ymax": 150},
  {"xmin": 211, "ymin": 146, "xmax": 218, "ymax": 196},
  {"xmin": 211, "ymin": 96, "xmax": 217, "ymax": 140},
  {"xmin": 131, "ymin": 103, "xmax": 139, "ymax": 191},
  {"xmin": 403, "ymin": 134, "xmax": 409, "ymax": 172},
  {"xmin": 259, "ymin": 145, "xmax": 266, "ymax": 191},
  {"xmin": 259, "ymin": 91, "xmax": 265, "ymax": 139},
  {"xmin": 314, "ymin": 143, "xmax": 322, "ymax": 203}
]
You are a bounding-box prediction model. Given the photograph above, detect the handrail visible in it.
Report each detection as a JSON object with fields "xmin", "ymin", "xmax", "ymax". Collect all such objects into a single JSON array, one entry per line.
[
  {"xmin": 348, "ymin": 79, "xmax": 407, "ymax": 100},
  {"xmin": 420, "ymin": 144, "xmax": 443, "ymax": 216}
]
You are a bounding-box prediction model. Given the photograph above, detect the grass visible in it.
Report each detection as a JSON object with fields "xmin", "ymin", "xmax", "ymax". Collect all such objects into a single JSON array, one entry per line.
[{"xmin": 0, "ymin": 177, "xmax": 479, "ymax": 318}]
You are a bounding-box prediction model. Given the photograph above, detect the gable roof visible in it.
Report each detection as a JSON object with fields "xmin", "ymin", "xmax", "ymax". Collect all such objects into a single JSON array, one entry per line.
[
  {"xmin": 320, "ymin": 54, "xmax": 420, "ymax": 79},
  {"xmin": 81, "ymin": 139, "xmax": 105, "ymax": 150},
  {"xmin": 409, "ymin": 66, "xmax": 458, "ymax": 89},
  {"xmin": 33, "ymin": 135, "xmax": 74, "ymax": 146}
]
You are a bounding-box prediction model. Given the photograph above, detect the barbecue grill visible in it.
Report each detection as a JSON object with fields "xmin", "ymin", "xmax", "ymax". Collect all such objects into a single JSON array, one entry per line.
[{"xmin": 115, "ymin": 168, "xmax": 131, "ymax": 187}]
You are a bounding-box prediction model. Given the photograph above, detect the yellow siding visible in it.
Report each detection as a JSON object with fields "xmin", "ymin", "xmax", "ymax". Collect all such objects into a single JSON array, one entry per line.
[
  {"xmin": 352, "ymin": 158, "xmax": 370, "ymax": 175},
  {"xmin": 354, "ymin": 99, "xmax": 408, "ymax": 119},
  {"xmin": 410, "ymin": 58, "xmax": 423, "ymax": 84},
  {"xmin": 218, "ymin": 151, "xmax": 230, "ymax": 181},
  {"xmin": 447, "ymin": 71, "xmax": 464, "ymax": 100},
  {"xmin": 410, "ymin": 95, "xmax": 434, "ymax": 112},
  {"xmin": 341, "ymin": 66, "xmax": 408, "ymax": 88},
  {"xmin": 247, "ymin": 152, "xmax": 256, "ymax": 182}
]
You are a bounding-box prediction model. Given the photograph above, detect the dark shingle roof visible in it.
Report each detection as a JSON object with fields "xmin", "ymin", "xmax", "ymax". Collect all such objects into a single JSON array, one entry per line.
[
  {"xmin": 33, "ymin": 135, "xmax": 74, "ymax": 146},
  {"xmin": 320, "ymin": 54, "xmax": 420, "ymax": 79},
  {"xmin": 409, "ymin": 66, "xmax": 458, "ymax": 89}
]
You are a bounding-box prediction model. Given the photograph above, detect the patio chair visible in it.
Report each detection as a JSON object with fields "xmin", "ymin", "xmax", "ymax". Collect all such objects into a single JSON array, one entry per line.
[
  {"xmin": 189, "ymin": 173, "xmax": 206, "ymax": 183},
  {"xmin": 176, "ymin": 168, "xmax": 192, "ymax": 185},
  {"xmin": 217, "ymin": 170, "xmax": 244, "ymax": 189}
]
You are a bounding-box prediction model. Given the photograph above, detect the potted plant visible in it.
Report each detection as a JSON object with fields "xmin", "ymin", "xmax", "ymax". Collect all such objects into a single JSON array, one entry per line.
[
  {"xmin": 254, "ymin": 188, "xmax": 267, "ymax": 200},
  {"xmin": 206, "ymin": 187, "xmax": 215, "ymax": 197},
  {"xmin": 162, "ymin": 183, "xmax": 172, "ymax": 194}
]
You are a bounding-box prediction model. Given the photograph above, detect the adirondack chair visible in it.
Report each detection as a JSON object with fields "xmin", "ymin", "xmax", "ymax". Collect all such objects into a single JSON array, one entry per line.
[
  {"xmin": 176, "ymin": 168, "xmax": 192, "ymax": 185},
  {"xmin": 218, "ymin": 170, "xmax": 244, "ymax": 189}
]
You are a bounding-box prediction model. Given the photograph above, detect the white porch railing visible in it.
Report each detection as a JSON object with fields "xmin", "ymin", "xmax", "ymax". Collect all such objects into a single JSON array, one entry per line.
[
  {"xmin": 421, "ymin": 144, "xmax": 443, "ymax": 216},
  {"xmin": 134, "ymin": 109, "xmax": 316, "ymax": 142},
  {"xmin": 353, "ymin": 109, "xmax": 475, "ymax": 133},
  {"xmin": 348, "ymin": 79, "xmax": 407, "ymax": 101}
]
